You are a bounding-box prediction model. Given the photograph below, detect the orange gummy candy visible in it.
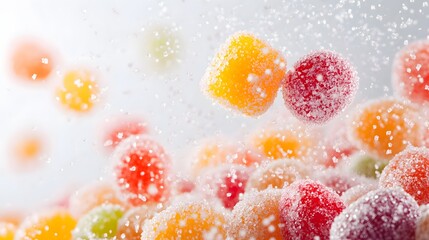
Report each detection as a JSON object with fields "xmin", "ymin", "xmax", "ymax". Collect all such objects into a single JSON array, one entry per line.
[
  {"xmin": 56, "ymin": 70, "xmax": 99, "ymax": 112},
  {"xmin": 202, "ymin": 32, "xmax": 286, "ymax": 116},
  {"xmin": 349, "ymin": 98, "xmax": 424, "ymax": 160}
]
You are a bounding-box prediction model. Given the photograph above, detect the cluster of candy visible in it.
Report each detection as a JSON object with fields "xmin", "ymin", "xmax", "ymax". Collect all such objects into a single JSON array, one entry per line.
[{"xmin": 1, "ymin": 32, "xmax": 429, "ymax": 240}]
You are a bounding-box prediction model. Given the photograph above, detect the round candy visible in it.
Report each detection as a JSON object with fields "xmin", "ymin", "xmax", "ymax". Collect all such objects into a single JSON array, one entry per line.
[
  {"xmin": 10, "ymin": 133, "xmax": 44, "ymax": 170},
  {"xmin": 15, "ymin": 209, "xmax": 76, "ymax": 240},
  {"xmin": 330, "ymin": 188, "xmax": 419, "ymax": 240},
  {"xmin": 340, "ymin": 184, "xmax": 377, "ymax": 206},
  {"xmin": 73, "ymin": 204, "xmax": 124, "ymax": 239},
  {"xmin": 103, "ymin": 117, "xmax": 149, "ymax": 150},
  {"xmin": 200, "ymin": 164, "xmax": 250, "ymax": 209},
  {"xmin": 392, "ymin": 40, "xmax": 429, "ymax": 104},
  {"xmin": 69, "ymin": 181, "xmax": 125, "ymax": 218},
  {"xmin": 116, "ymin": 204, "xmax": 162, "ymax": 240},
  {"xmin": 113, "ymin": 135, "xmax": 170, "ymax": 206},
  {"xmin": 0, "ymin": 222, "xmax": 15, "ymax": 240},
  {"xmin": 11, "ymin": 40, "xmax": 54, "ymax": 81},
  {"xmin": 282, "ymin": 50, "xmax": 358, "ymax": 124},
  {"xmin": 322, "ymin": 122, "xmax": 357, "ymax": 167},
  {"xmin": 315, "ymin": 168, "xmax": 368, "ymax": 196},
  {"xmin": 56, "ymin": 69, "xmax": 99, "ymax": 112},
  {"xmin": 417, "ymin": 204, "xmax": 429, "ymax": 240},
  {"xmin": 246, "ymin": 159, "xmax": 309, "ymax": 191},
  {"xmin": 380, "ymin": 146, "xmax": 429, "ymax": 205},
  {"xmin": 228, "ymin": 189, "xmax": 283, "ymax": 240},
  {"xmin": 202, "ymin": 32, "xmax": 287, "ymax": 116},
  {"xmin": 349, "ymin": 98, "xmax": 424, "ymax": 160},
  {"xmin": 141, "ymin": 199, "xmax": 227, "ymax": 240},
  {"xmin": 279, "ymin": 179, "xmax": 345, "ymax": 240},
  {"xmin": 349, "ymin": 153, "xmax": 387, "ymax": 178}
]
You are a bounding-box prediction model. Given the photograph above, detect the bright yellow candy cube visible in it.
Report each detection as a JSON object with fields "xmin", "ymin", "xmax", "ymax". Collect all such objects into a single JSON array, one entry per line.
[{"xmin": 202, "ymin": 32, "xmax": 286, "ymax": 116}]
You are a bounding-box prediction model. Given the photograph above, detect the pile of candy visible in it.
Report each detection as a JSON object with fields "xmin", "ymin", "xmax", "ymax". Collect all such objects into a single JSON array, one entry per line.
[{"xmin": 1, "ymin": 32, "xmax": 429, "ymax": 240}]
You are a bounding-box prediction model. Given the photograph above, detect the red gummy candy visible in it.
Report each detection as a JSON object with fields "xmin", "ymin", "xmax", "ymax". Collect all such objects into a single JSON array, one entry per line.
[
  {"xmin": 279, "ymin": 179, "xmax": 345, "ymax": 240},
  {"xmin": 330, "ymin": 188, "xmax": 419, "ymax": 240},
  {"xmin": 103, "ymin": 118, "xmax": 148, "ymax": 150},
  {"xmin": 113, "ymin": 135, "xmax": 170, "ymax": 206},
  {"xmin": 282, "ymin": 50, "xmax": 358, "ymax": 124}
]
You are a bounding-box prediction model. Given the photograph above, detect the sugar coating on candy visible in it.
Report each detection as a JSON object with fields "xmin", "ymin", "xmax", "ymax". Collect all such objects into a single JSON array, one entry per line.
[
  {"xmin": 315, "ymin": 168, "xmax": 369, "ymax": 196},
  {"xmin": 417, "ymin": 204, "xmax": 429, "ymax": 240},
  {"xmin": 246, "ymin": 159, "xmax": 309, "ymax": 191},
  {"xmin": 69, "ymin": 181, "xmax": 125, "ymax": 218},
  {"xmin": 15, "ymin": 210, "xmax": 76, "ymax": 240},
  {"xmin": 0, "ymin": 222, "xmax": 15, "ymax": 240},
  {"xmin": 249, "ymin": 127, "xmax": 314, "ymax": 160},
  {"xmin": 112, "ymin": 135, "xmax": 170, "ymax": 206},
  {"xmin": 279, "ymin": 179, "xmax": 345, "ymax": 240},
  {"xmin": 330, "ymin": 188, "xmax": 419, "ymax": 240},
  {"xmin": 141, "ymin": 198, "xmax": 227, "ymax": 240},
  {"xmin": 379, "ymin": 146, "xmax": 429, "ymax": 205},
  {"xmin": 392, "ymin": 40, "xmax": 429, "ymax": 104},
  {"xmin": 202, "ymin": 32, "xmax": 286, "ymax": 116},
  {"xmin": 116, "ymin": 204, "xmax": 162, "ymax": 240},
  {"xmin": 228, "ymin": 189, "xmax": 283, "ymax": 240},
  {"xmin": 199, "ymin": 164, "xmax": 250, "ymax": 209},
  {"xmin": 282, "ymin": 50, "xmax": 358, "ymax": 124},
  {"xmin": 103, "ymin": 117, "xmax": 149, "ymax": 150},
  {"xmin": 322, "ymin": 122, "xmax": 357, "ymax": 167},
  {"xmin": 349, "ymin": 153, "xmax": 387, "ymax": 179},
  {"xmin": 11, "ymin": 40, "xmax": 54, "ymax": 81},
  {"xmin": 73, "ymin": 204, "xmax": 124, "ymax": 240},
  {"xmin": 56, "ymin": 70, "xmax": 99, "ymax": 112},
  {"xmin": 340, "ymin": 184, "xmax": 377, "ymax": 206},
  {"xmin": 349, "ymin": 98, "xmax": 424, "ymax": 160}
]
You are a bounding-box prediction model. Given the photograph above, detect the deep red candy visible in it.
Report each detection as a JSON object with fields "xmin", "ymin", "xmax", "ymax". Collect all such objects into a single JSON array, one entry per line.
[
  {"xmin": 113, "ymin": 135, "xmax": 170, "ymax": 206},
  {"xmin": 279, "ymin": 179, "xmax": 345, "ymax": 240},
  {"xmin": 330, "ymin": 188, "xmax": 419, "ymax": 240},
  {"xmin": 282, "ymin": 50, "xmax": 358, "ymax": 124}
]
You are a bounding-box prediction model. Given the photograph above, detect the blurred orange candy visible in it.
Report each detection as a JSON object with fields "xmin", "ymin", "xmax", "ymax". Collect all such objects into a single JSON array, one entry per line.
[
  {"xmin": 11, "ymin": 40, "xmax": 54, "ymax": 81},
  {"xmin": 12, "ymin": 134, "xmax": 43, "ymax": 168},
  {"xmin": 0, "ymin": 222, "xmax": 15, "ymax": 240},
  {"xmin": 349, "ymin": 98, "xmax": 424, "ymax": 160},
  {"xmin": 56, "ymin": 70, "xmax": 99, "ymax": 112},
  {"xmin": 116, "ymin": 204, "xmax": 162, "ymax": 239},
  {"xmin": 14, "ymin": 210, "xmax": 76, "ymax": 240}
]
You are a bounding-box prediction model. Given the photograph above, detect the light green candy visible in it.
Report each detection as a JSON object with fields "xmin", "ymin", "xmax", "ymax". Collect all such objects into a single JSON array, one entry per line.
[
  {"xmin": 73, "ymin": 204, "xmax": 124, "ymax": 240},
  {"xmin": 352, "ymin": 154, "xmax": 388, "ymax": 178}
]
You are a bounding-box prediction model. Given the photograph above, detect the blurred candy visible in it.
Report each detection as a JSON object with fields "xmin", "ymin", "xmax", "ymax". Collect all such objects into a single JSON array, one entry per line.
[
  {"xmin": 116, "ymin": 204, "xmax": 162, "ymax": 240},
  {"xmin": 246, "ymin": 159, "xmax": 309, "ymax": 191},
  {"xmin": 228, "ymin": 189, "xmax": 283, "ymax": 240},
  {"xmin": 417, "ymin": 204, "xmax": 429, "ymax": 240},
  {"xmin": 56, "ymin": 70, "xmax": 99, "ymax": 112},
  {"xmin": 349, "ymin": 98, "xmax": 424, "ymax": 160},
  {"xmin": 330, "ymin": 188, "xmax": 419, "ymax": 240},
  {"xmin": 69, "ymin": 181, "xmax": 125, "ymax": 218},
  {"xmin": 340, "ymin": 184, "xmax": 378, "ymax": 206},
  {"xmin": 0, "ymin": 222, "xmax": 15, "ymax": 240},
  {"xmin": 349, "ymin": 154, "xmax": 387, "ymax": 178},
  {"xmin": 279, "ymin": 179, "xmax": 345, "ymax": 240},
  {"xmin": 15, "ymin": 209, "xmax": 76, "ymax": 240},
  {"xmin": 73, "ymin": 204, "xmax": 124, "ymax": 239},
  {"xmin": 380, "ymin": 146, "xmax": 429, "ymax": 205},
  {"xmin": 315, "ymin": 168, "xmax": 369, "ymax": 196},
  {"xmin": 113, "ymin": 135, "xmax": 170, "ymax": 206},
  {"xmin": 282, "ymin": 50, "xmax": 358, "ymax": 124},
  {"xmin": 142, "ymin": 199, "xmax": 227, "ymax": 240},
  {"xmin": 11, "ymin": 40, "xmax": 54, "ymax": 81},
  {"xmin": 392, "ymin": 40, "xmax": 429, "ymax": 104},
  {"xmin": 202, "ymin": 32, "xmax": 286, "ymax": 116},
  {"xmin": 322, "ymin": 122, "xmax": 357, "ymax": 167},
  {"xmin": 11, "ymin": 133, "xmax": 44, "ymax": 169},
  {"xmin": 103, "ymin": 117, "xmax": 149, "ymax": 150}
]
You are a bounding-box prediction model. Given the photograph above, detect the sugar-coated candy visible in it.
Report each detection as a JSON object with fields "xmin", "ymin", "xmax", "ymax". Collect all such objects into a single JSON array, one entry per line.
[
  {"xmin": 116, "ymin": 204, "xmax": 162, "ymax": 240},
  {"xmin": 103, "ymin": 117, "xmax": 149, "ymax": 150},
  {"xmin": 15, "ymin": 209, "xmax": 76, "ymax": 240},
  {"xmin": 322, "ymin": 122, "xmax": 357, "ymax": 167},
  {"xmin": 282, "ymin": 50, "xmax": 358, "ymax": 124},
  {"xmin": 200, "ymin": 164, "xmax": 250, "ymax": 209},
  {"xmin": 113, "ymin": 135, "xmax": 170, "ymax": 206},
  {"xmin": 69, "ymin": 181, "xmax": 125, "ymax": 218},
  {"xmin": 417, "ymin": 205, "xmax": 429, "ymax": 240},
  {"xmin": 340, "ymin": 184, "xmax": 377, "ymax": 206},
  {"xmin": 380, "ymin": 146, "xmax": 429, "ymax": 205},
  {"xmin": 315, "ymin": 168, "xmax": 369, "ymax": 196},
  {"xmin": 72, "ymin": 204, "xmax": 124, "ymax": 240},
  {"xmin": 279, "ymin": 179, "xmax": 345, "ymax": 240},
  {"xmin": 330, "ymin": 188, "xmax": 419, "ymax": 240},
  {"xmin": 141, "ymin": 198, "xmax": 227, "ymax": 240},
  {"xmin": 246, "ymin": 159, "xmax": 309, "ymax": 191},
  {"xmin": 349, "ymin": 98, "xmax": 424, "ymax": 160},
  {"xmin": 202, "ymin": 32, "xmax": 286, "ymax": 116},
  {"xmin": 349, "ymin": 154, "xmax": 387, "ymax": 178},
  {"xmin": 11, "ymin": 40, "xmax": 54, "ymax": 81},
  {"xmin": 228, "ymin": 189, "xmax": 283, "ymax": 240},
  {"xmin": 392, "ymin": 40, "xmax": 429, "ymax": 104},
  {"xmin": 0, "ymin": 222, "xmax": 15, "ymax": 240},
  {"xmin": 56, "ymin": 69, "xmax": 99, "ymax": 112}
]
